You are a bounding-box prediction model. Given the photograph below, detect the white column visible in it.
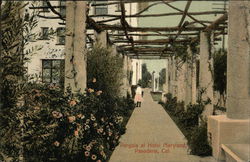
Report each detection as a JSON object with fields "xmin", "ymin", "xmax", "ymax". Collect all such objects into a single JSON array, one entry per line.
[
  {"xmin": 191, "ymin": 58, "xmax": 197, "ymax": 104},
  {"xmin": 94, "ymin": 31, "xmax": 107, "ymax": 48},
  {"xmin": 152, "ymin": 72, "xmax": 155, "ymax": 92},
  {"xmin": 177, "ymin": 61, "xmax": 186, "ymax": 102},
  {"xmin": 199, "ymin": 32, "xmax": 214, "ymax": 117},
  {"xmin": 185, "ymin": 46, "xmax": 197, "ymax": 105},
  {"xmin": 227, "ymin": 1, "xmax": 250, "ymax": 119},
  {"xmin": 65, "ymin": 1, "xmax": 87, "ymax": 93},
  {"xmin": 121, "ymin": 55, "xmax": 128, "ymax": 97},
  {"xmin": 164, "ymin": 58, "xmax": 169, "ymax": 93},
  {"xmin": 207, "ymin": 2, "xmax": 250, "ymax": 160}
]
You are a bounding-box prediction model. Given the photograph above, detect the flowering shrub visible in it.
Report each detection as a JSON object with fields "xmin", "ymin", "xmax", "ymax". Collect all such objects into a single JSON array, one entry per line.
[{"xmin": 0, "ymin": 84, "xmax": 134, "ymax": 161}]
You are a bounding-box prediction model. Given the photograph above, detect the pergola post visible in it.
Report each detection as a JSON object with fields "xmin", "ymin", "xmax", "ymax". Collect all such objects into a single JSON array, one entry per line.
[
  {"xmin": 152, "ymin": 71, "xmax": 155, "ymax": 92},
  {"xmin": 127, "ymin": 57, "xmax": 132, "ymax": 95},
  {"xmin": 185, "ymin": 46, "xmax": 197, "ymax": 105},
  {"xmin": 208, "ymin": 1, "xmax": 250, "ymax": 161},
  {"xmin": 121, "ymin": 55, "xmax": 128, "ymax": 97},
  {"xmin": 64, "ymin": 1, "xmax": 87, "ymax": 93},
  {"xmin": 199, "ymin": 31, "xmax": 214, "ymax": 117},
  {"xmin": 172, "ymin": 57, "xmax": 178, "ymax": 97},
  {"xmin": 162, "ymin": 58, "xmax": 169, "ymax": 103},
  {"xmin": 94, "ymin": 31, "xmax": 107, "ymax": 48},
  {"xmin": 165, "ymin": 58, "xmax": 169, "ymax": 93},
  {"xmin": 177, "ymin": 60, "xmax": 187, "ymax": 103}
]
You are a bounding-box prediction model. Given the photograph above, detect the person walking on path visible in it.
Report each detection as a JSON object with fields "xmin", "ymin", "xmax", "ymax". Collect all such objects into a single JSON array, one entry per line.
[{"xmin": 134, "ymin": 84, "xmax": 143, "ymax": 107}]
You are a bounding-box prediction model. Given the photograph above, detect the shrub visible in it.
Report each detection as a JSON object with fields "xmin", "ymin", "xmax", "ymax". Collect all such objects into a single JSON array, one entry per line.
[
  {"xmin": 187, "ymin": 121, "xmax": 212, "ymax": 156},
  {"xmin": 0, "ymin": 83, "xmax": 134, "ymax": 161},
  {"xmin": 87, "ymin": 45, "xmax": 124, "ymax": 98},
  {"xmin": 179, "ymin": 103, "xmax": 204, "ymax": 128},
  {"xmin": 161, "ymin": 93, "xmax": 211, "ymax": 156},
  {"xmin": 164, "ymin": 93, "xmax": 177, "ymax": 112}
]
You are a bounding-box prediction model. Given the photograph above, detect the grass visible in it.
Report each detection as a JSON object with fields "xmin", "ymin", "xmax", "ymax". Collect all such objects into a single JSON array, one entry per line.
[{"xmin": 150, "ymin": 92, "xmax": 162, "ymax": 102}]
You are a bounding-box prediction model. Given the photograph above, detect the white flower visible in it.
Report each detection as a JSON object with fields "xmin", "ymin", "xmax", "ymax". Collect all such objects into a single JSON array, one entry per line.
[{"xmin": 85, "ymin": 125, "xmax": 90, "ymax": 130}]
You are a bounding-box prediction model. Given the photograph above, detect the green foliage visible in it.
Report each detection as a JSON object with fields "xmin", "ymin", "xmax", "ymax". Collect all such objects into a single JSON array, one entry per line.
[
  {"xmin": 172, "ymin": 44, "xmax": 188, "ymax": 62},
  {"xmin": 187, "ymin": 121, "xmax": 212, "ymax": 156},
  {"xmin": 162, "ymin": 93, "xmax": 211, "ymax": 156},
  {"xmin": 213, "ymin": 48, "xmax": 227, "ymax": 95},
  {"xmin": 0, "ymin": 1, "xmax": 38, "ymax": 109},
  {"xmin": 179, "ymin": 104, "xmax": 204, "ymax": 128},
  {"xmin": 87, "ymin": 45, "xmax": 124, "ymax": 98},
  {"xmin": 0, "ymin": 84, "xmax": 135, "ymax": 161},
  {"xmin": 159, "ymin": 68, "xmax": 166, "ymax": 89},
  {"xmin": 141, "ymin": 63, "xmax": 151, "ymax": 88}
]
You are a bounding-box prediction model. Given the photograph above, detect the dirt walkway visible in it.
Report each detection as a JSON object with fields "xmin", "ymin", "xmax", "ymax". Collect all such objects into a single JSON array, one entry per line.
[{"xmin": 109, "ymin": 89, "xmax": 215, "ymax": 162}]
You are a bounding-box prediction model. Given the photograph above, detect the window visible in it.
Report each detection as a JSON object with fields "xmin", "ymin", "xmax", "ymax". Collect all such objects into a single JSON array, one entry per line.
[
  {"xmin": 40, "ymin": 27, "xmax": 49, "ymax": 40},
  {"xmin": 57, "ymin": 27, "xmax": 65, "ymax": 45},
  {"xmin": 94, "ymin": 1, "xmax": 108, "ymax": 15},
  {"xmin": 59, "ymin": 0, "xmax": 66, "ymax": 18},
  {"xmin": 42, "ymin": 59, "xmax": 65, "ymax": 86},
  {"xmin": 42, "ymin": 1, "xmax": 49, "ymax": 12},
  {"xmin": 116, "ymin": 4, "xmax": 121, "ymax": 12}
]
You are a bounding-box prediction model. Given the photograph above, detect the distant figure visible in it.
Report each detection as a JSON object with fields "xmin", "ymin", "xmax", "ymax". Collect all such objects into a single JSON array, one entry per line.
[{"xmin": 134, "ymin": 84, "xmax": 143, "ymax": 107}]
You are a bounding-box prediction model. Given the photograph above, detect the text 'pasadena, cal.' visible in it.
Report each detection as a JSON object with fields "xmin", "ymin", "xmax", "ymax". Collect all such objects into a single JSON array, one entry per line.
[{"xmin": 119, "ymin": 143, "xmax": 188, "ymax": 154}]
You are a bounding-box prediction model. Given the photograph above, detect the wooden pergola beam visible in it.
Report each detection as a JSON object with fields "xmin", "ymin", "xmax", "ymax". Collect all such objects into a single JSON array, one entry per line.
[
  {"xmin": 162, "ymin": 0, "xmax": 207, "ymax": 27},
  {"xmin": 123, "ymin": 47, "xmax": 172, "ymax": 52},
  {"xmin": 110, "ymin": 32, "xmax": 199, "ymax": 37},
  {"xmin": 204, "ymin": 13, "xmax": 228, "ymax": 32},
  {"xmin": 89, "ymin": 11, "xmax": 226, "ymax": 18},
  {"xmin": 96, "ymin": 24, "xmax": 225, "ymax": 32}
]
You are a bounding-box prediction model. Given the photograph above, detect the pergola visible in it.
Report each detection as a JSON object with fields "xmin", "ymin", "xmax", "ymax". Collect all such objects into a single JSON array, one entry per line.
[
  {"xmin": 29, "ymin": 1, "xmax": 250, "ymax": 161},
  {"xmin": 30, "ymin": 0, "xmax": 228, "ymax": 59}
]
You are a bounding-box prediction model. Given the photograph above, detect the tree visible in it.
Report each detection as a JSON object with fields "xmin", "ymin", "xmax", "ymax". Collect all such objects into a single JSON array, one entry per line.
[
  {"xmin": 213, "ymin": 48, "xmax": 227, "ymax": 105},
  {"xmin": 159, "ymin": 68, "xmax": 166, "ymax": 88},
  {"xmin": 141, "ymin": 63, "xmax": 151, "ymax": 88},
  {"xmin": 87, "ymin": 44, "xmax": 123, "ymax": 98},
  {"xmin": 0, "ymin": 2, "xmax": 38, "ymax": 160}
]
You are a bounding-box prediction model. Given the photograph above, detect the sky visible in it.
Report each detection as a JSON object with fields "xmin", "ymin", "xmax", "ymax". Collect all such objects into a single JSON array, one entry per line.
[{"xmin": 137, "ymin": 1, "xmax": 227, "ymax": 75}]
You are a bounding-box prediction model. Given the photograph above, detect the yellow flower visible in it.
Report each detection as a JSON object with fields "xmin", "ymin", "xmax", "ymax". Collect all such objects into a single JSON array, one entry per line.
[
  {"xmin": 68, "ymin": 116, "xmax": 76, "ymax": 123},
  {"xmin": 86, "ymin": 145, "xmax": 92, "ymax": 151},
  {"xmin": 74, "ymin": 130, "xmax": 79, "ymax": 137},
  {"xmin": 69, "ymin": 100, "xmax": 77, "ymax": 106},
  {"xmin": 53, "ymin": 141, "xmax": 60, "ymax": 147},
  {"xmin": 91, "ymin": 154, "xmax": 97, "ymax": 160},
  {"xmin": 84, "ymin": 151, "xmax": 90, "ymax": 157},
  {"xmin": 88, "ymin": 88, "xmax": 94, "ymax": 93}
]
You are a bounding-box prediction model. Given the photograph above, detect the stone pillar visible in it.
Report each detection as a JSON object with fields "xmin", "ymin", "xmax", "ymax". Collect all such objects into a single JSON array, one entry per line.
[
  {"xmin": 94, "ymin": 31, "xmax": 107, "ymax": 48},
  {"xmin": 121, "ymin": 55, "xmax": 128, "ymax": 97},
  {"xmin": 199, "ymin": 31, "xmax": 214, "ymax": 117},
  {"xmin": 127, "ymin": 57, "xmax": 132, "ymax": 95},
  {"xmin": 226, "ymin": 1, "xmax": 250, "ymax": 119},
  {"xmin": 65, "ymin": 1, "xmax": 87, "ymax": 93},
  {"xmin": 169, "ymin": 57, "xmax": 177, "ymax": 97},
  {"xmin": 165, "ymin": 58, "xmax": 169, "ymax": 93},
  {"xmin": 191, "ymin": 58, "xmax": 197, "ymax": 104},
  {"xmin": 185, "ymin": 46, "xmax": 197, "ymax": 105},
  {"xmin": 157, "ymin": 77, "xmax": 160, "ymax": 91},
  {"xmin": 208, "ymin": 1, "xmax": 250, "ymax": 161},
  {"xmin": 177, "ymin": 61, "xmax": 187, "ymax": 103},
  {"xmin": 152, "ymin": 71, "xmax": 155, "ymax": 92}
]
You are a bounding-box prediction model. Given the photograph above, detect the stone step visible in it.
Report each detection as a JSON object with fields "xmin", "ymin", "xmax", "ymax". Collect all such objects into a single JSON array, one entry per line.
[{"xmin": 221, "ymin": 144, "xmax": 250, "ymax": 162}]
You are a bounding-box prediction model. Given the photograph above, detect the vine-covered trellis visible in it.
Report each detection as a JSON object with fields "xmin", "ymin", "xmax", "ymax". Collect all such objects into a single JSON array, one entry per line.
[{"xmin": 29, "ymin": 0, "xmax": 228, "ymax": 60}]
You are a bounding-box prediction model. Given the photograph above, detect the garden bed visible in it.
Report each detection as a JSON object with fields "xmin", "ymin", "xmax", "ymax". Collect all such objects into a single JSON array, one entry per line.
[
  {"xmin": 159, "ymin": 93, "xmax": 212, "ymax": 156},
  {"xmin": 0, "ymin": 84, "xmax": 135, "ymax": 162}
]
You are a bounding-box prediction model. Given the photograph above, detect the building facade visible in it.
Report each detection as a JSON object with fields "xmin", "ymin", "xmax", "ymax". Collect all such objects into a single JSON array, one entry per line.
[{"xmin": 25, "ymin": 1, "xmax": 141, "ymax": 86}]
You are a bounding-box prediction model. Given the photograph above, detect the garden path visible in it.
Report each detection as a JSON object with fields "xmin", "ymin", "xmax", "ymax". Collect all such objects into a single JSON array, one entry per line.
[{"xmin": 109, "ymin": 89, "xmax": 216, "ymax": 162}]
